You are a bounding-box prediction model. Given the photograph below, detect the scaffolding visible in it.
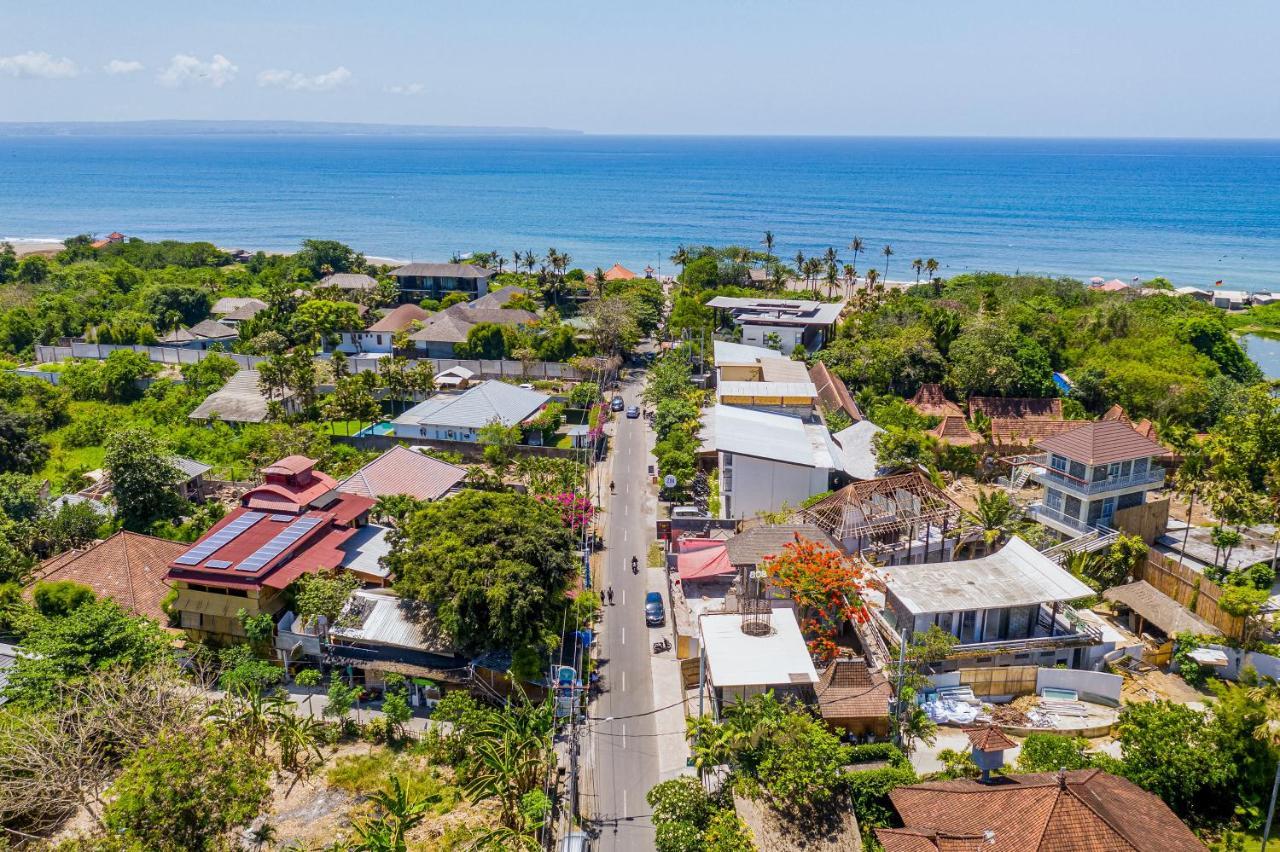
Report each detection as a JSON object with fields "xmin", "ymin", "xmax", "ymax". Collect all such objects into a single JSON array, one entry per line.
[{"xmin": 800, "ymin": 472, "xmax": 969, "ymax": 561}]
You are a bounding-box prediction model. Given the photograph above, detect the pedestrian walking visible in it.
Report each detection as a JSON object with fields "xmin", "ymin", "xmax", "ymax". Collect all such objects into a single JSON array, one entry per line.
[{"xmin": 607, "ymin": 586, "xmax": 615, "ymax": 605}]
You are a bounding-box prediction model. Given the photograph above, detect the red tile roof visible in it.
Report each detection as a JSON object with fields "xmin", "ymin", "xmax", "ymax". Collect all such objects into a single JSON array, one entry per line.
[
  {"xmin": 964, "ymin": 725, "xmax": 1016, "ymax": 752},
  {"xmin": 968, "ymin": 397, "xmax": 1063, "ymax": 420},
  {"xmin": 877, "ymin": 829, "xmax": 989, "ymax": 852},
  {"xmin": 887, "ymin": 769, "xmax": 1205, "ymax": 852},
  {"xmin": 34, "ymin": 531, "xmax": 185, "ymax": 624},
  {"xmin": 338, "ymin": 445, "xmax": 466, "ymax": 502},
  {"xmin": 809, "ymin": 361, "xmax": 863, "ymax": 422},
  {"xmin": 1101, "ymin": 404, "xmax": 1129, "ymax": 422},
  {"xmin": 930, "ymin": 415, "xmax": 982, "ymax": 446},
  {"xmin": 990, "ymin": 417, "xmax": 1081, "ymax": 447},
  {"xmin": 909, "ymin": 384, "xmax": 964, "ymax": 418},
  {"xmin": 263, "ymin": 455, "xmax": 317, "ymax": 476},
  {"xmin": 367, "ymin": 303, "xmax": 429, "ymax": 333},
  {"xmin": 816, "ymin": 657, "xmax": 892, "ymax": 721},
  {"xmin": 1035, "ymin": 420, "xmax": 1167, "ymax": 466}
]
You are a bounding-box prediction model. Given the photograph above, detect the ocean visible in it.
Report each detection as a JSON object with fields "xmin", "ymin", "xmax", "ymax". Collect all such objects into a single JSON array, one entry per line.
[{"xmin": 1, "ymin": 134, "xmax": 1277, "ymax": 288}]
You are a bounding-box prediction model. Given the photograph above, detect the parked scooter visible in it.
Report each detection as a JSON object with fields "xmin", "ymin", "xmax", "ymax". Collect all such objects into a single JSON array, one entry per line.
[{"xmin": 652, "ymin": 637, "xmax": 671, "ymax": 654}]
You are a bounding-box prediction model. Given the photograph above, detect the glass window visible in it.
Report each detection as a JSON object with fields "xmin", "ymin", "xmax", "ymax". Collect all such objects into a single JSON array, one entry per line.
[
  {"xmin": 1120, "ymin": 460, "xmax": 1132, "ymax": 477},
  {"xmin": 1050, "ymin": 454, "xmax": 1067, "ymax": 472},
  {"xmin": 1134, "ymin": 457, "xmax": 1149, "ymax": 474},
  {"xmin": 1045, "ymin": 488, "xmax": 1063, "ymax": 510},
  {"xmin": 1069, "ymin": 461, "xmax": 1087, "ymax": 480}
]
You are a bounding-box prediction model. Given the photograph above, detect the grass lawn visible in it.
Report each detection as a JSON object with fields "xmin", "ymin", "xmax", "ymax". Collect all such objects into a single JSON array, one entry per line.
[{"xmin": 322, "ymin": 420, "xmax": 367, "ymax": 436}]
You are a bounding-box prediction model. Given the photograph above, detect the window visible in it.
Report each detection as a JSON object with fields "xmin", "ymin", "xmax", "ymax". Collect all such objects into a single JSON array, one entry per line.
[
  {"xmin": 1133, "ymin": 457, "xmax": 1149, "ymax": 474},
  {"xmin": 376, "ymin": 335, "xmax": 383, "ymax": 346},
  {"xmin": 960, "ymin": 611, "xmax": 978, "ymax": 643},
  {"xmin": 1063, "ymin": 494, "xmax": 1082, "ymax": 519},
  {"xmin": 180, "ymin": 611, "xmax": 202, "ymax": 629},
  {"xmin": 1050, "ymin": 454, "xmax": 1067, "ymax": 472},
  {"xmin": 1068, "ymin": 460, "xmax": 1087, "ymax": 480},
  {"xmin": 1045, "ymin": 488, "xmax": 1063, "ymax": 510}
]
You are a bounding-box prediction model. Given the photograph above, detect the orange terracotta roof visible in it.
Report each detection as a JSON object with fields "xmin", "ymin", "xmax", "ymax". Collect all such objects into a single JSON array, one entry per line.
[
  {"xmin": 964, "ymin": 725, "xmax": 1016, "ymax": 752},
  {"xmin": 367, "ymin": 303, "xmax": 429, "ymax": 333},
  {"xmin": 877, "ymin": 829, "xmax": 989, "ymax": 852},
  {"xmin": 887, "ymin": 769, "xmax": 1205, "ymax": 852},
  {"xmin": 33, "ymin": 531, "xmax": 186, "ymax": 624},
  {"xmin": 968, "ymin": 397, "xmax": 1063, "ymax": 420},
  {"xmin": 930, "ymin": 415, "xmax": 982, "ymax": 446},
  {"xmin": 989, "ymin": 417, "xmax": 1081, "ymax": 447},
  {"xmin": 910, "ymin": 384, "xmax": 964, "ymax": 418},
  {"xmin": 1101, "ymin": 404, "xmax": 1129, "ymax": 422},
  {"xmin": 603, "ymin": 262, "xmax": 637, "ymax": 281},
  {"xmin": 809, "ymin": 361, "xmax": 862, "ymax": 421}
]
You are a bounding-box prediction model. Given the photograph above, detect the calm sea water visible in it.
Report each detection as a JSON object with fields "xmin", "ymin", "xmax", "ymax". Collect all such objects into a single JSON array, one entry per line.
[{"xmin": 0, "ymin": 135, "xmax": 1278, "ymax": 288}]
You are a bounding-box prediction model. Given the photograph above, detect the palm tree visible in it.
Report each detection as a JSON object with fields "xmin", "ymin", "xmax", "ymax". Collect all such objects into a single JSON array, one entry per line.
[
  {"xmin": 761, "ymin": 231, "xmax": 775, "ymax": 263},
  {"xmin": 912, "ymin": 258, "xmax": 924, "ymax": 285},
  {"xmin": 848, "ymin": 236, "xmax": 864, "ymax": 280},
  {"xmin": 350, "ymin": 775, "xmax": 431, "ymax": 852},
  {"xmin": 882, "ymin": 244, "xmax": 895, "ymax": 285},
  {"xmin": 1174, "ymin": 441, "xmax": 1208, "ymax": 568},
  {"xmin": 670, "ymin": 245, "xmax": 690, "ymax": 274},
  {"xmin": 824, "ymin": 262, "xmax": 838, "ymax": 299},
  {"xmin": 461, "ymin": 700, "xmax": 554, "ymax": 831},
  {"xmin": 966, "ymin": 489, "xmax": 1016, "ymax": 552},
  {"xmin": 794, "ymin": 251, "xmax": 805, "ymax": 293},
  {"xmin": 926, "ymin": 257, "xmax": 939, "ymax": 280},
  {"xmin": 1249, "ymin": 680, "xmax": 1280, "ymax": 847},
  {"xmin": 865, "ymin": 268, "xmax": 880, "ymax": 293},
  {"xmin": 842, "ymin": 264, "xmax": 856, "ymax": 297},
  {"xmin": 823, "ymin": 245, "xmax": 839, "ymax": 270}
]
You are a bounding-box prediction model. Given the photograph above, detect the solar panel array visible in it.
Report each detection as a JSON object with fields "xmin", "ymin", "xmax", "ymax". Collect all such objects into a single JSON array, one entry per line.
[
  {"xmin": 235, "ymin": 515, "xmax": 324, "ymax": 573},
  {"xmin": 173, "ymin": 512, "xmax": 267, "ymax": 565}
]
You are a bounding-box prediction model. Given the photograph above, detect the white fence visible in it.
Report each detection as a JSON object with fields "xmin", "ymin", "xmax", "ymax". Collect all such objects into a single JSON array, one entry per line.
[
  {"xmin": 36, "ymin": 344, "xmax": 597, "ymax": 381},
  {"xmin": 1207, "ymin": 644, "xmax": 1280, "ymax": 681},
  {"xmin": 36, "ymin": 343, "xmax": 266, "ymax": 369}
]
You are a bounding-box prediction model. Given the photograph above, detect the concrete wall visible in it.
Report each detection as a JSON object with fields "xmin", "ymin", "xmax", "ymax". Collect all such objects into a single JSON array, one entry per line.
[
  {"xmin": 740, "ymin": 324, "xmax": 803, "ymax": 355},
  {"xmin": 720, "ymin": 452, "xmax": 829, "ymax": 519},
  {"xmin": 330, "ymin": 433, "xmax": 586, "ymax": 460},
  {"xmin": 1208, "ymin": 644, "xmax": 1280, "ymax": 681},
  {"xmin": 1035, "ymin": 667, "xmax": 1123, "ymax": 705}
]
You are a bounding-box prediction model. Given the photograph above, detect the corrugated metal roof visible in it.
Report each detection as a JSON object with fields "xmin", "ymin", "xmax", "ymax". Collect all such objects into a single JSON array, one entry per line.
[
  {"xmin": 717, "ymin": 380, "xmax": 817, "ymax": 399},
  {"xmin": 392, "ymin": 380, "xmax": 549, "ymax": 429},
  {"xmin": 189, "ymin": 370, "xmax": 293, "ymax": 423},
  {"xmin": 339, "ymin": 524, "xmax": 393, "ymax": 578},
  {"xmin": 832, "ymin": 420, "xmax": 884, "ymax": 480},
  {"xmin": 710, "ymin": 405, "xmax": 837, "ymax": 468},
  {"xmin": 884, "ymin": 536, "xmax": 1095, "ymax": 614},
  {"xmin": 331, "ymin": 588, "xmax": 457, "ymax": 654}
]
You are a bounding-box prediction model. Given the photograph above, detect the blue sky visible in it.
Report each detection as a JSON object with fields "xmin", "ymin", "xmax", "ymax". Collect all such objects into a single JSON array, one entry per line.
[{"xmin": 1, "ymin": 0, "xmax": 1276, "ymax": 136}]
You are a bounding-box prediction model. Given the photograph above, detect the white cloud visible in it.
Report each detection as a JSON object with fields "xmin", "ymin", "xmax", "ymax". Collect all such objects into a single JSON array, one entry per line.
[
  {"xmin": 256, "ymin": 66, "xmax": 351, "ymax": 92},
  {"xmin": 386, "ymin": 82, "xmax": 425, "ymax": 96},
  {"xmin": 0, "ymin": 51, "xmax": 78, "ymax": 79},
  {"xmin": 157, "ymin": 54, "xmax": 237, "ymax": 88},
  {"xmin": 103, "ymin": 59, "xmax": 145, "ymax": 75}
]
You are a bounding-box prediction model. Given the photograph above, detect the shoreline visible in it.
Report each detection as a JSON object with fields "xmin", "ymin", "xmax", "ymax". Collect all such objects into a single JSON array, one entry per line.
[{"xmin": 0, "ymin": 234, "xmax": 1262, "ymax": 295}]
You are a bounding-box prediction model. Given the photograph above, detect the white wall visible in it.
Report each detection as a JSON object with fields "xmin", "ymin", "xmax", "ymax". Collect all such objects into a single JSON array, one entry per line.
[
  {"xmin": 740, "ymin": 324, "xmax": 803, "ymax": 355},
  {"xmin": 1209, "ymin": 644, "xmax": 1280, "ymax": 681},
  {"xmin": 720, "ymin": 452, "xmax": 829, "ymax": 519},
  {"xmin": 390, "ymin": 422, "xmax": 479, "ymax": 443},
  {"xmin": 331, "ymin": 330, "xmax": 395, "ymax": 354},
  {"xmin": 1036, "ymin": 667, "xmax": 1123, "ymax": 705}
]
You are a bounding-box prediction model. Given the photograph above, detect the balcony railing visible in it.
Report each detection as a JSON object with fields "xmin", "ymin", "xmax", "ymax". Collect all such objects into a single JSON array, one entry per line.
[
  {"xmin": 1031, "ymin": 464, "xmax": 1165, "ymax": 496},
  {"xmin": 1028, "ymin": 502, "xmax": 1094, "ymax": 535},
  {"xmin": 876, "ymin": 603, "xmax": 1102, "ymax": 658}
]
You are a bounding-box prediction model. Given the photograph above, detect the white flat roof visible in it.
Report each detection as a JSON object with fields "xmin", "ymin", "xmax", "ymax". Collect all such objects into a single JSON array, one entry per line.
[
  {"xmin": 884, "ymin": 536, "xmax": 1095, "ymax": 614},
  {"xmin": 711, "ymin": 404, "xmax": 837, "ymax": 469},
  {"xmin": 713, "ymin": 340, "xmax": 785, "ymax": 366},
  {"xmin": 706, "ymin": 296, "xmax": 844, "ymax": 326},
  {"xmin": 700, "ymin": 607, "xmax": 818, "ymax": 688}
]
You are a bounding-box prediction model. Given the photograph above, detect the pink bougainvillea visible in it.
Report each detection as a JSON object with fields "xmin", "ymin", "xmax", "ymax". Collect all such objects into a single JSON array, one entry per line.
[{"xmin": 541, "ymin": 491, "xmax": 595, "ymax": 532}]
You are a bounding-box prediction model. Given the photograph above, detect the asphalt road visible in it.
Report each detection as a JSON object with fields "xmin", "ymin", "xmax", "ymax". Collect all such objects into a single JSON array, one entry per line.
[{"xmin": 586, "ymin": 372, "xmax": 660, "ymax": 851}]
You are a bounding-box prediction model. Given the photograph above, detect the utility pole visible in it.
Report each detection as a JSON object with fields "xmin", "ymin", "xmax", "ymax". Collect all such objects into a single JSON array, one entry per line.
[{"xmin": 892, "ymin": 628, "xmax": 909, "ymax": 749}]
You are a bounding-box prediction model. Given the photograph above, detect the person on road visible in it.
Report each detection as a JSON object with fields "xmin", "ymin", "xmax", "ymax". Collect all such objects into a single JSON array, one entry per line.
[
  {"xmin": 607, "ymin": 586, "xmax": 614, "ymax": 605},
  {"xmin": 631, "ymin": 556, "xmax": 639, "ymax": 573},
  {"xmin": 610, "ymin": 480, "xmax": 615, "ymax": 494}
]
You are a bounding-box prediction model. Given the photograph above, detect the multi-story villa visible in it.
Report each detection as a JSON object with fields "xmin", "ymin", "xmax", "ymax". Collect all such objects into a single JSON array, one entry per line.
[{"xmin": 1027, "ymin": 420, "xmax": 1166, "ymax": 538}]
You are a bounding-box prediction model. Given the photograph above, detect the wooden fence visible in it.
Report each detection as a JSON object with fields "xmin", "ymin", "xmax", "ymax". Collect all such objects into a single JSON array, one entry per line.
[
  {"xmin": 1132, "ymin": 553, "xmax": 1246, "ymax": 639},
  {"xmin": 956, "ymin": 665, "xmax": 1039, "ymax": 699}
]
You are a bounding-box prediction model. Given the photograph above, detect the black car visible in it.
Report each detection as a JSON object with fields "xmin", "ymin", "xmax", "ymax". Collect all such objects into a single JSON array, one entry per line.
[
  {"xmin": 625, "ymin": 405, "xmax": 640, "ymax": 419},
  {"xmin": 610, "ymin": 395, "xmax": 625, "ymax": 411},
  {"xmin": 645, "ymin": 591, "xmax": 665, "ymax": 627}
]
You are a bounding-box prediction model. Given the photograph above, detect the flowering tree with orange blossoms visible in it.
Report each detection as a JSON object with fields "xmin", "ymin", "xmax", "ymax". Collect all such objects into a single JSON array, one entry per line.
[{"xmin": 761, "ymin": 537, "xmax": 868, "ymax": 663}]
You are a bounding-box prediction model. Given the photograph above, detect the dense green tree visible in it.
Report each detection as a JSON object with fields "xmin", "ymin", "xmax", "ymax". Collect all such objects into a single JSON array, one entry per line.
[
  {"xmin": 457, "ymin": 322, "xmax": 509, "ymax": 359},
  {"xmin": 104, "ymin": 730, "xmax": 272, "ymax": 852},
  {"xmin": 32, "ymin": 580, "xmax": 96, "ymax": 618},
  {"xmin": 291, "ymin": 569, "xmax": 360, "ymax": 624},
  {"xmin": 294, "ymin": 298, "xmax": 363, "ymax": 344},
  {"xmin": 138, "ymin": 282, "xmax": 212, "ymax": 329},
  {"xmin": 945, "ymin": 320, "xmax": 1055, "ymax": 398},
  {"xmin": 104, "ymin": 427, "xmax": 187, "ymax": 531},
  {"xmin": 4, "ymin": 598, "xmax": 169, "ymax": 707},
  {"xmin": 1113, "ymin": 700, "xmax": 1232, "ymax": 824},
  {"xmin": 295, "ymin": 239, "xmax": 363, "ymax": 278},
  {"xmin": 385, "ymin": 490, "xmax": 577, "ymax": 654},
  {"xmin": 0, "ymin": 402, "xmax": 49, "ymax": 474},
  {"xmin": 1015, "ymin": 732, "xmax": 1094, "ymax": 772}
]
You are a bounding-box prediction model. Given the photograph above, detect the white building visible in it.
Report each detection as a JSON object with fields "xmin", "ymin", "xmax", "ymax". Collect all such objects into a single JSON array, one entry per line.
[
  {"xmin": 390, "ymin": 380, "xmax": 549, "ymax": 443},
  {"xmin": 706, "ymin": 296, "xmax": 843, "ymax": 355},
  {"xmin": 699, "ymin": 607, "xmax": 818, "ymax": 711},
  {"xmin": 328, "ymin": 304, "xmax": 429, "ymax": 355},
  {"xmin": 705, "ymin": 404, "xmax": 843, "ymax": 520}
]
